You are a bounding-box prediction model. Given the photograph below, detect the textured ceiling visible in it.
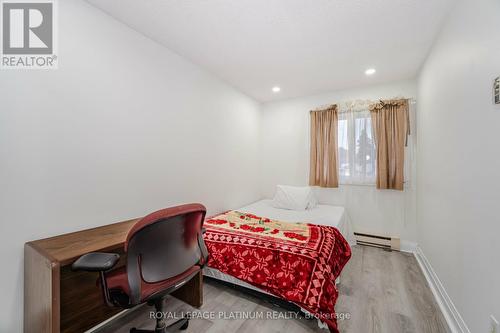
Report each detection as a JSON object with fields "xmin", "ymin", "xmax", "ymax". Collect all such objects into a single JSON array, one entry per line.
[{"xmin": 86, "ymin": 0, "xmax": 455, "ymax": 102}]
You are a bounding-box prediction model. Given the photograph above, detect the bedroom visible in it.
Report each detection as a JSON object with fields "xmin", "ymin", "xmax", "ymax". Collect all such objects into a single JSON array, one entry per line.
[{"xmin": 0, "ymin": 0, "xmax": 498, "ymax": 333}]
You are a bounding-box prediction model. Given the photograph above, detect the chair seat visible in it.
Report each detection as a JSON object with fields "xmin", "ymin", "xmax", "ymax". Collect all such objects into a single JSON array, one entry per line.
[{"xmin": 106, "ymin": 265, "xmax": 201, "ymax": 303}]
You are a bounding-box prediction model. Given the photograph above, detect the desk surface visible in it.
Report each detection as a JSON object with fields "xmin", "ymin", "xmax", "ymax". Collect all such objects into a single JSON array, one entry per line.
[{"xmin": 28, "ymin": 218, "xmax": 139, "ymax": 266}]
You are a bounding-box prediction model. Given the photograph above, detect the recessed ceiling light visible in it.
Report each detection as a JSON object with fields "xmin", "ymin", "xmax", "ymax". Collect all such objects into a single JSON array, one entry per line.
[
  {"xmin": 272, "ymin": 86, "xmax": 281, "ymax": 93},
  {"xmin": 365, "ymin": 68, "xmax": 376, "ymax": 76}
]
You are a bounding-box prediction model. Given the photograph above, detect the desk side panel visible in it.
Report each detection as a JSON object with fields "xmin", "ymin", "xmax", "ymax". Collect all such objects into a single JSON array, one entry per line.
[
  {"xmin": 24, "ymin": 243, "xmax": 59, "ymax": 333},
  {"xmin": 171, "ymin": 270, "xmax": 203, "ymax": 308}
]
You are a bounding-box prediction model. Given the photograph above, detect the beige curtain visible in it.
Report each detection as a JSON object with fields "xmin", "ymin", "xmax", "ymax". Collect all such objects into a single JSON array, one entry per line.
[
  {"xmin": 369, "ymin": 99, "xmax": 410, "ymax": 190},
  {"xmin": 309, "ymin": 106, "xmax": 339, "ymax": 188}
]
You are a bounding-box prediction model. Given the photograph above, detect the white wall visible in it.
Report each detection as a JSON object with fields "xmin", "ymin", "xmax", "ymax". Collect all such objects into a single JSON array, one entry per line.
[
  {"xmin": 417, "ymin": 0, "xmax": 500, "ymax": 331},
  {"xmin": 260, "ymin": 80, "xmax": 418, "ymax": 242},
  {"xmin": 0, "ymin": 1, "xmax": 261, "ymax": 331}
]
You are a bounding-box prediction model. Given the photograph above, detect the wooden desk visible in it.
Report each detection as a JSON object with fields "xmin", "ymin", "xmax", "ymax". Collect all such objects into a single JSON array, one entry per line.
[{"xmin": 24, "ymin": 219, "xmax": 203, "ymax": 333}]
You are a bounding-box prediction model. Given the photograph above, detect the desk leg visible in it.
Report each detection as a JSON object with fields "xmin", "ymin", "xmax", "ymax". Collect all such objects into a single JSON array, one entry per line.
[
  {"xmin": 171, "ymin": 270, "xmax": 203, "ymax": 308},
  {"xmin": 24, "ymin": 244, "xmax": 60, "ymax": 333}
]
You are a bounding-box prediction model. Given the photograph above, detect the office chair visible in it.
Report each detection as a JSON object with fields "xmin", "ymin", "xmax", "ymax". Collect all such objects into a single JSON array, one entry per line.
[{"xmin": 72, "ymin": 203, "xmax": 208, "ymax": 333}]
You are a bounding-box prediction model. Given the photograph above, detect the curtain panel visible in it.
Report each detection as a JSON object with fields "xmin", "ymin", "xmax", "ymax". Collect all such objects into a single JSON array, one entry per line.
[
  {"xmin": 309, "ymin": 106, "xmax": 339, "ymax": 188},
  {"xmin": 369, "ymin": 99, "xmax": 410, "ymax": 190}
]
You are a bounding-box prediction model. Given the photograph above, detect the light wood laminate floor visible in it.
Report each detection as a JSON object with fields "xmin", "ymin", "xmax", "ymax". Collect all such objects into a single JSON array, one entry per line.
[{"xmin": 96, "ymin": 246, "xmax": 450, "ymax": 333}]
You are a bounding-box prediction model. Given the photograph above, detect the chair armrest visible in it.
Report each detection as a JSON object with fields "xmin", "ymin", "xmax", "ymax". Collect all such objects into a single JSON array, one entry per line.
[
  {"xmin": 198, "ymin": 229, "xmax": 209, "ymax": 266},
  {"xmin": 72, "ymin": 252, "xmax": 120, "ymax": 272}
]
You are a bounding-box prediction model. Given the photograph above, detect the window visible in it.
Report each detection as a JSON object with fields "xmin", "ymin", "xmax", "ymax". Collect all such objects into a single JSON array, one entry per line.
[{"xmin": 337, "ymin": 109, "xmax": 376, "ymax": 185}]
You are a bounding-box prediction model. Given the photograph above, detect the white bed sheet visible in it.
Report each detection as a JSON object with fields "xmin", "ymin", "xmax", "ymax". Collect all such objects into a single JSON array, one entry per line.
[{"xmin": 237, "ymin": 199, "xmax": 356, "ymax": 245}]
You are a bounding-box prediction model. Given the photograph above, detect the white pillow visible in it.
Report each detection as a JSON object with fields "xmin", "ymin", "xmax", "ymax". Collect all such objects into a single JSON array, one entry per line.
[
  {"xmin": 272, "ymin": 185, "xmax": 317, "ymax": 211},
  {"xmin": 307, "ymin": 189, "xmax": 318, "ymax": 209}
]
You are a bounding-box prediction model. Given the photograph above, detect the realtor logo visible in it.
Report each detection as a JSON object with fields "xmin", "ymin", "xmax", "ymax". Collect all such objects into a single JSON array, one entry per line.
[{"xmin": 1, "ymin": 0, "xmax": 57, "ymax": 69}]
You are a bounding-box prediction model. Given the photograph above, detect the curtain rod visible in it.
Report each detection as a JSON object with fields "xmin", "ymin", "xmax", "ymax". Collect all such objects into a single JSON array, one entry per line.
[{"xmin": 312, "ymin": 97, "xmax": 416, "ymax": 112}]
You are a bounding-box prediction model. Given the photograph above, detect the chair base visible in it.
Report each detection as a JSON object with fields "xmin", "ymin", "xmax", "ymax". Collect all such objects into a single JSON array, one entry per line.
[
  {"xmin": 129, "ymin": 296, "xmax": 189, "ymax": 333},
  {"xmin": 130, "ymin": 317, "xmax": 189, "ymax": 333}
]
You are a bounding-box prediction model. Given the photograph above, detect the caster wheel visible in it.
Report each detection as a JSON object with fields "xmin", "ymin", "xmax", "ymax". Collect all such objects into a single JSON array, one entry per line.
[
  {"xmin": 180, "ymin": 320, "xmax": 189, "ymax": 330},
  {"xmin": 130, "ymin": 328, "xmax": 137, "ymax": 333}
]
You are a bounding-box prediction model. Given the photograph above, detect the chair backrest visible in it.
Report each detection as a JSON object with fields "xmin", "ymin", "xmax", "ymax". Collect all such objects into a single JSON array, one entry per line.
[{"xmin": 124, "ymin": 203, "xmax": 206, "ymax": 304}]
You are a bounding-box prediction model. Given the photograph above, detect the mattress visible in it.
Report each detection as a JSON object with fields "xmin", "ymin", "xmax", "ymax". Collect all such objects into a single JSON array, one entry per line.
[
  {"xmin": 203, "ymin": 199, "xmax": 355, "ymax": 329},
  {"xmin": 237, "ymin": 199, "xmax": 356, "ymax": 246}
]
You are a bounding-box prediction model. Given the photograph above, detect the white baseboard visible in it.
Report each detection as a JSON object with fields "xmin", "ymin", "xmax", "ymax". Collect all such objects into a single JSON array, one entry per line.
[{"xmin": 414, "ymin": 246, "xmax": 470, "ymax": 333}]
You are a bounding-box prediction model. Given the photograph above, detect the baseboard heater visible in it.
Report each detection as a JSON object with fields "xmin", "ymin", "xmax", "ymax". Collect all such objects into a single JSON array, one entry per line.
[{"xmin": 354, "ymin": 232, "xmax": 400, "ymax": 251}]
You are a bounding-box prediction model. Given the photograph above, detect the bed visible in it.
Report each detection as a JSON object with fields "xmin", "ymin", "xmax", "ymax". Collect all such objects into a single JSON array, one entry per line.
[
  {"xmin": 202, "ymin": 199, "xmax": 355, "ymax": 333},
  {"xmin": 237, "ymin": 199, "xmax": 355, "ymax": 245}
]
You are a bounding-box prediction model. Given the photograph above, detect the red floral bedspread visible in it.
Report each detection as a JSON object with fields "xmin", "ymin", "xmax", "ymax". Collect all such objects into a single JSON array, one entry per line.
[{"xmin": 203, "ymin": 210, "xmax": 351, "ymax": 333}]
